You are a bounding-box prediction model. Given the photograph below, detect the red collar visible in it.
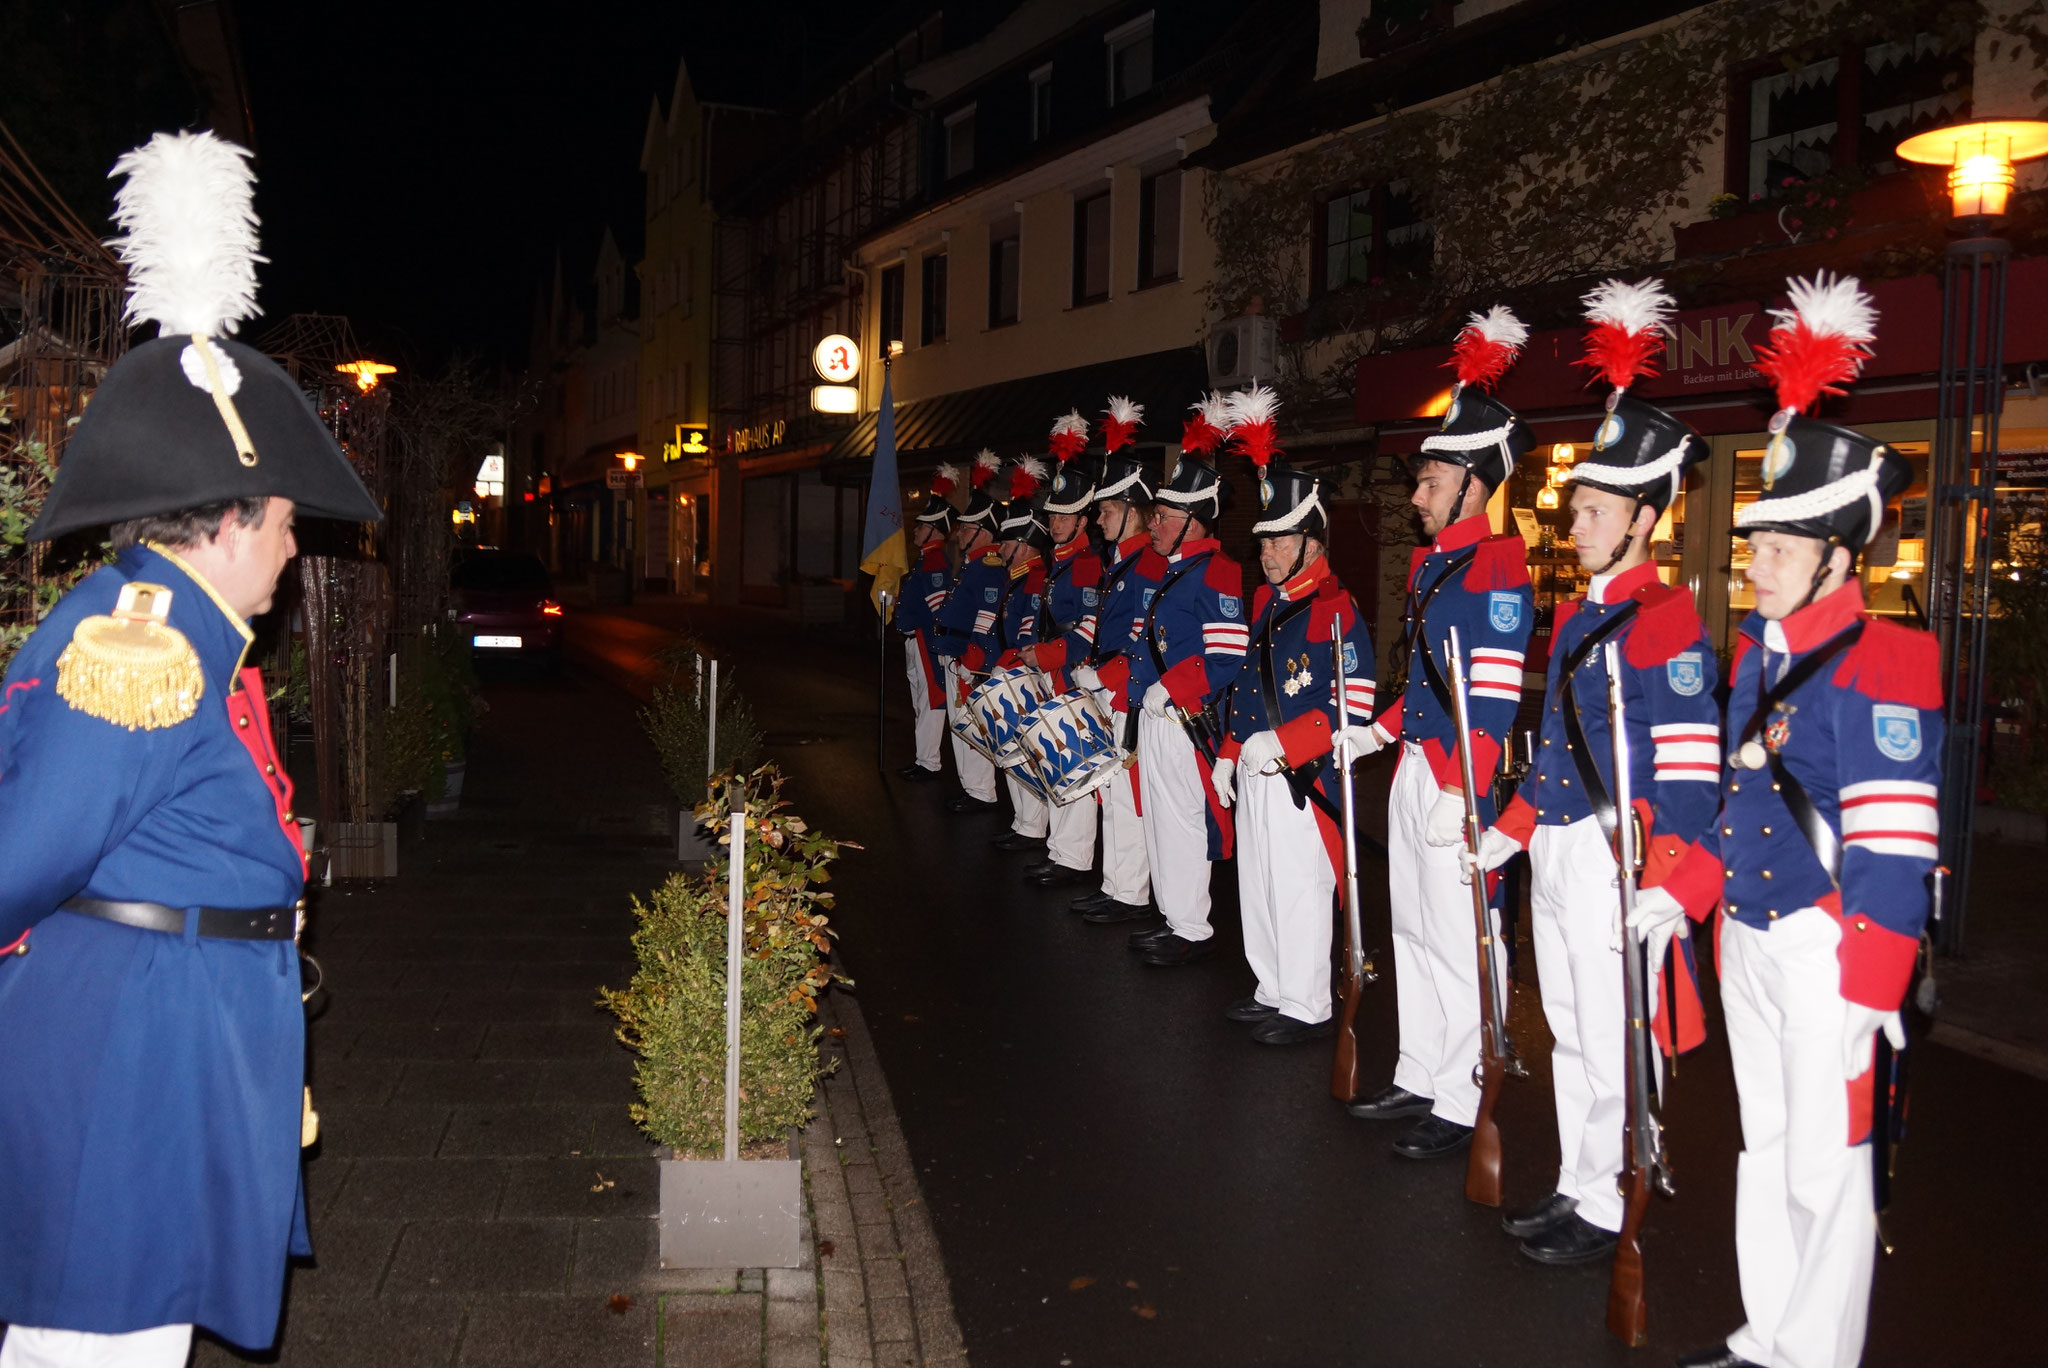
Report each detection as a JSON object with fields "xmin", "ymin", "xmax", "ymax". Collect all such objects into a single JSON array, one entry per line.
[
  {"xmin": 1430, "ymin": 513, "xmax": 1492, "ymax": 555},
  {"xmin": 918, "ymin": 543, "xmax": 948, "ymax": 571},
  {"xmin": 1744, "ymin": 577, "xmax": 1866, "ymax": 652},
  {"xmin": 1053, "ymin": 535, "xmax": 1086, "ymax": 562},
  {"xmin": 1589, "ymin": 561, "xmax": 1660, "ymax": 605},
  {"xmin": 1169, "ymin": 537, "xmax": 1220, "ymax": 563},
  {"xmin": 1277, "ymin": 555, "xmax": 1332, "ymax": 601},
  {"xmin": 1008, "ymin": 551, "xmax": 1041, "ymax": 581},
  {"xmin": 1116, "ymin": 533, "xmax": 1149, "ymax": 560}
]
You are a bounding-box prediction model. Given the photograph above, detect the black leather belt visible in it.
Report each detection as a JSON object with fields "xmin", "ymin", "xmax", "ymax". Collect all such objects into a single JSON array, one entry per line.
[{"xmin": 62, "ymin": 897, "xmax": 298, "ymax": 941}]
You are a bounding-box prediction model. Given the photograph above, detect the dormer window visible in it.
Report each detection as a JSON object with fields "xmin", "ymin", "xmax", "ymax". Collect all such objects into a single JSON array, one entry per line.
[
  {"xmin": 1106, "ymin": 13, "xmax": 1153, "ymax": 105},
  {"xmin": 1030, "ymin": 64, "xmax": 1053, "ymax": 141},
  {"xmin": 944, "ymin": 105, "xmax": 976, "ymax": 180}
]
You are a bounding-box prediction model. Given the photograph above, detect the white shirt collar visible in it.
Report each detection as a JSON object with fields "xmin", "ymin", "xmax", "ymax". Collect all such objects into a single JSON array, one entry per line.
[
  {"xmin": 1587, "ymin": 573, "xmax": 1616, "ymax": 605},
  {"xmin": 1763, "ymin": 619, "xmax": 1790, "ymax": 654}
]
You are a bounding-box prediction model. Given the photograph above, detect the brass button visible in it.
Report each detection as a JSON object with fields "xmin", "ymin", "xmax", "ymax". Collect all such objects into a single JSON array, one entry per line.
[
  {"xmin": 1760, "ymin": 825, "xmax": 1771, "ymax": 836},
  {"xmin": 1561, "ymin": 778, "xmax": 1571, "ymax": 787},
  {"xmin": 1722, "ymin": 825, "xmax": 1733, "ymax": 836},
  {"xmin": 1537, "ymin": 809, "xmax": 1546, "ymax": 817},
  {"xmin": 1724, "ymin": 868, "xmax": 1735, "ymax": 878},
  {"xmin": 1729, "ymin": 904, "xmax": 1738, "ymax": 913},
  {"xmin": 1771, "ymin": 782, "xmax": 1782, "ymax": 793},
  {"xmin": 1561, "ymin": 813, "xmax": 1572, "ymax": 823},
  {"xmin": 1855, "ymin": 919, "xmax": 1868, "ymax": 931},
  {"xmin": 284, "ymin": 811, "xmax": 294, "ymax": 822},
  {"xmin": 265, "ymin": 764, "xmax": 276, "ymax": 775},
  {"xmin": 1730, "ymin": 781, "xmax": 1741, "ymax": 792},
  {"xmin": 1542, "ymin": 738, "xmax": 1551, "ymax": 747},
  {"xmin": 1768, "ymin": 909, "xmax": 1779, "ymax": 920},
  {"xmin": 237, "ymin": 716, "xmax": 250, "ymax": 728},
  {"xmin": 1761, "ymin": 870, "xmax": 1772, "ymax": 880}
]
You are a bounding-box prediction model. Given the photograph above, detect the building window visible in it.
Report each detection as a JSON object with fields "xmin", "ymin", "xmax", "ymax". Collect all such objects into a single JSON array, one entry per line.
[
  {"xmin": 944, "ymin": 105, "xmax": 976, "ymax": 180},
  {"xmin": 1106, "ymin": 12, "xmax": 1153, "ymax": 105},
  {"xmin": 1137, "ymin": 168, "xmax": 1181, "ymax": 285},
  {"xmin": 879, "ymin": 263, "xmax": 905, "ymax": 351},
  {"xmin": 921, "ymin": 251, "xmax": 948, "ymax": 344},
  {"xmin": 988, "ymin": 223, "xmax": 1020, "ymax": 327},
  {"xmin": 1030, "ymin": 64, "xmax": 1053, "ymax": 141},
  {"xmin": 1073, "ymin": 191, "xmax": 1111, "ymax": 305},
  {"xmin": 1320, "ymin": 179, "xmax": 1431, "ymax": 293},
  {"xmin": 1735, "ymin": 34, "xmax": 1971, "ymax": 200}
]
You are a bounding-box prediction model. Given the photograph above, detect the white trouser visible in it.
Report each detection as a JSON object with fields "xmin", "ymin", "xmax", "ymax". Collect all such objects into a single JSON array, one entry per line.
[
  {"xmin": 1238, "ymin": 766, "xmax": 1336, "ymax": 1023},
  {"xmin": 1006, "ymin": 767, "xmax": 1049, "ymax": 838},
  {"xmin": 0, "ymin": 1326, "xmax": 194, "ymax": 1368},
  {"xmin": 942, "ymin": 662, "xmax": 996, "ymax": 801},
  {"xmin": 1722, "ymin": 911, "xmax": 1874, "ymax": 1368},
  {"xmin": 903, "ymin": 637, "xmax": 945, "ymax": 772},
  {"xmin": 1386, "ymin": 744, "xmax": 1504, "ymax": 1126},
  {"xmin": 1046, "ymin": 773, "xmax": 1096, "ymax": 870},
  {"xmin": 1136, "ymin": 711, "xmax": 1212, "ymax": 941},
  {"xmin": 1096, "ymin": 695, "xmax": 1150, "ymax": 904},
  {"xmin": 1529, "ymin": 819, "xmax": 1629, "ymax": 1232}
]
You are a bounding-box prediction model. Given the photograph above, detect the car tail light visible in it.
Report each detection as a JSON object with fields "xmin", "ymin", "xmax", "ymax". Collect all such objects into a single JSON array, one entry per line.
[{"xmin": 541, "ymin": 600, "xmax": 563, "ymax": 617}]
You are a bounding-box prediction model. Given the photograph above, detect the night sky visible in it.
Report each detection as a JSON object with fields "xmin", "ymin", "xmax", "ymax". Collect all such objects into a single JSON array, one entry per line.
[{"xmin": 6, "ymin": 1, "xmax": 886, "ymax": 371}]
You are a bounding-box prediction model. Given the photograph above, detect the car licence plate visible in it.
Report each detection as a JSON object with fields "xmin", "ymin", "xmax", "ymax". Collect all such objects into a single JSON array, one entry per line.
[{"xmin": 473, "ymin": 634, "xmax": 522, "ymax": 649}]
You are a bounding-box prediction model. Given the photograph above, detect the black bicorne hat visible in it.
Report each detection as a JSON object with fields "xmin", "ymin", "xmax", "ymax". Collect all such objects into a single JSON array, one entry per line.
[
  {"xmin": 1095, "ymin": 448, "xmax": 1162, "ymax": 504},
  {"xmin": 1043, "ymin": 453, "xmax": 1102, "ymax": 515},
  {"xmin": 1564, "ymin": 394, "xmax": 1707, "ymax": 513},
  {"xmin": 1154, "ymin": 454, "xmax": 1226, "ymax": 525},
  {"xmin": 1734, "ymin": 415, "xmax": 1912, "ymax": 551}
]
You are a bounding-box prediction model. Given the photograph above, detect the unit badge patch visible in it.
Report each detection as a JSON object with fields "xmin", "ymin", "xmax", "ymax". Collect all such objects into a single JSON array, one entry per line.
[
  {"xmin": 1487, "ymin": 592, "xmax": 1522, "ymax": 633},
  {"xmin": 1873, "ymin": 704, "xmax": 1922, "ymax": 762},
  {"xmin": 1666, "ymin": 651, "xmax": 1705, "ymax": 697},
  {"xmin": 983, "ymin": 587, "xmax": 999, "ymax": 604},
  {"xmin": 1142, "ymin": 588, "xmax": 1157, "ymax": 609},
  {"xmin": 1220, "ymin": 596, "xmax": 1241, "ymax": 619},
  {"xmin": 1342, "ymin": 640, "xmax": 1359, "ymax": 675},
  {"xmin": 1082, "ymin": 587, "xmax": 1100, "ymax": 608}
]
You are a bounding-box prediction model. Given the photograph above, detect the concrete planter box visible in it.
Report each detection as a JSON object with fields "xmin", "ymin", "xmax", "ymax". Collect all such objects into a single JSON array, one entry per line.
[
  {"xmin": 677, "ymin": 813, "xmax": 719, "ymax": 862},
  {"xmin": 425, "ymin": 761, "xmax": 466, "ymax": 820},
  {"xmin": 329, "ymin": 821, "xmax": 398, "ymax": 880},
  {"xmin": 658, "ymin": 1134, "xmax": 804, "ymax": 1269}
]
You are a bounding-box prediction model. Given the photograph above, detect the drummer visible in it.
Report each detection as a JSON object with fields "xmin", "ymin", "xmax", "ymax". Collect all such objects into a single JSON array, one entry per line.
[
  {"xmin": 960, "ymin": 460, "xmax": 1055, "ymax": 855},
  {"xmin": 930, "ymin": 451, "xmax": 1005, "ymax": 815}
]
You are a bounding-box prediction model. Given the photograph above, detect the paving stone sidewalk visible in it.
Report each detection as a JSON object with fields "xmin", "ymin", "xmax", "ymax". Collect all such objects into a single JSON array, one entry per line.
[{"xmin": 192, "ymin": 667, "xmax": 963, "ymax": 1367}]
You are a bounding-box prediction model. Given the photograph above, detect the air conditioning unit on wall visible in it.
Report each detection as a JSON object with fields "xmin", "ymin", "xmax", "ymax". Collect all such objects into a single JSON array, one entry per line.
[{"xmin": 1207, "ymin": 315, "xmax": 1279, "ymax": 389}]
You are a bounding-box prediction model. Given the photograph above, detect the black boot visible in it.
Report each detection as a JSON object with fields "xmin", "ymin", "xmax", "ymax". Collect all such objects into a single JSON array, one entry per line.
[
  {"xmin": 1250, "ymin": 1013, "xmax": 1335, "ymax": 1045},
  {"xmin": 1125, "ymin": 921, "xmax": 1173, "ymax": 949},
  {"xmin": 1390, "ymin": 1115, "xmax": 1474, "ymax": 1159},
  {"xmin": 1344, "ymin": 1085, "xmax": 1433, "ymax": 1121},
  {"xmin": 1070, "ymin": 890, "xmax": 1113, "ymax": 915},
  {"xmin": 1500, "ymin": 1192, "xmax": 1578, "ymax": 1239},
  {"xmin": 1140, "ymin": 933, "xmax": 1216, "ymax": 967},
  {"xmin": 990, "ymin": 831, "xmax": 1046, "ymax": 852},
  {"xmin": 1222, "ymin": 996, "xmax": 1277, "ymax": 1023},
  {"xmin": 1085, "ymin": 900, "xmax": 1154, "ymax": 925},
  {"xmin": 1517, "ymin": 1213, "xmax": 1619, "ymax": 1266}
]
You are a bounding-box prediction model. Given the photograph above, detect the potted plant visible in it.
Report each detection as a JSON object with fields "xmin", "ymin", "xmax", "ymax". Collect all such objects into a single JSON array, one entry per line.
[{"xmin": 640, "ymin": 640, "xmax": 763, "ymax": 859}]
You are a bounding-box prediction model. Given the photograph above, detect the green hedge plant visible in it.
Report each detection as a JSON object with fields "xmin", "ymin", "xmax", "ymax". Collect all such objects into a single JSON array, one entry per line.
[
  {"xmin": 601, "ymin": 764, "xmax": 855, "ymax": 1155},
  {"xmin": 640, "ymin": 638, "xmax": 764, "ymax": 810}
]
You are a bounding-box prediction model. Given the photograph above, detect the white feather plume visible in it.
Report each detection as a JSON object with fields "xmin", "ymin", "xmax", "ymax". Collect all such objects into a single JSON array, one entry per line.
[
  {"xmin": 107, "ymin": 130, "xmax": 264, "ymax": 337},
  {"xmin": 1466, "ymin": 303, "xmax": 1530, "ymax": 350},
  {"xmin": 933, "ymin": 461, "xmax": 962, "ymax": 485},
  {"xmin": 1197, "ymin": 392, "xmax": 1235, "ymax": 431},
  {"xmin": 1050, "ymin": 410, "xmax": 1088, "ymax": 439},
  {"xmin": 1224, "ymin": 381, "xmax": 1280, "ymax": 428},
  {"xmin": 1582, "ymin": 277, "xmax": 1674, "ymax": 335},
  {"xmin": 1770, "ymin": 272, "xmax": 1877, "ymax": 343},
  {"xmin": 974, "ymin": 448, "xmax": 1001, "ymax": 472},
  {"xmin": 1105, "ymin": 395, "xmax": 1143, "ymax": 425},
  {"xmin": 1013, "ymin": 455, "xmax": 1048, "ymax": 481}
]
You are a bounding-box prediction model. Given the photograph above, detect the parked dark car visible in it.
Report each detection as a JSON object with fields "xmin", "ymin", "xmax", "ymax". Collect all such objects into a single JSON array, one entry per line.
[{"xmin": 451, "ymin": 549, "xmax": 562, "ymax": 664}]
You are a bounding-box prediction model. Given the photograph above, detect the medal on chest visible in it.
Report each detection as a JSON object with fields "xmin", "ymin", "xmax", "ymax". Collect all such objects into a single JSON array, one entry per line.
[
  {"xmin": 1281, "ymin": 653, "xmax": 1314, "ymax": 697},
  {"xmin": 1733, "ymin": 702, "xmax": 1796, "ymax": 770}
]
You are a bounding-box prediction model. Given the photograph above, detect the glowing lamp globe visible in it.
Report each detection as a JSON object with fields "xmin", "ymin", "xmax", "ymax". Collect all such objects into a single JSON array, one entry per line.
[{"xmin": 1896, "ymin": 119, "xmax": 2048, "ymax": 221}]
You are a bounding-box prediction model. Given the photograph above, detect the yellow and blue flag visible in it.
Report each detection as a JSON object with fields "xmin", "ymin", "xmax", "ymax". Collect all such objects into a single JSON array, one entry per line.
[{"xmin": 858, "ymin": 367, "xmax": 909, "ymax": 620}]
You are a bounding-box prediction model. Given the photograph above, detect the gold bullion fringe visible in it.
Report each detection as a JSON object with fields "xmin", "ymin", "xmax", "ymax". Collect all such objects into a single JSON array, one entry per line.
[{"xmin": 55, "ymin": 616, "xmax": 205, "ymax": 730}]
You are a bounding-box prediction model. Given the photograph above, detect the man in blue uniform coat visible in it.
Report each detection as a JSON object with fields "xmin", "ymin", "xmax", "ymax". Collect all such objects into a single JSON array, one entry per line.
[{"xmin": 0, "ymin": 132, "xmax": 382, "ymax": 1367}]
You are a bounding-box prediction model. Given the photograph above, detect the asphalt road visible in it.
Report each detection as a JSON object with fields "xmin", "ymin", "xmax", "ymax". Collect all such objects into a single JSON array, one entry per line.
[{"xmin": 571, "ymin": 606, "xmax": 2040, "ymax": 1368}]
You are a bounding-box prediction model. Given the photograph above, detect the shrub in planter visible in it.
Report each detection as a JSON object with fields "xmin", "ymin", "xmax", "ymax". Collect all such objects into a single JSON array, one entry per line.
[
  {"xmin": 376, "ymin": 684, "xmax": 447, "ymax": 813},
  {"xmin": 601, "ymin": 764, "xmax": 854, "ymax": 1155},
  {"xmin": 640, "ymin": 639, "xmax": 765, "ymax": 810}
]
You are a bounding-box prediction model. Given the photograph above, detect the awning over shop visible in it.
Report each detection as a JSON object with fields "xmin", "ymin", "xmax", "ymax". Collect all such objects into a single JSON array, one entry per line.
[
  {"xmin": 823, "ymin": 345, "xmax": 1209, "ymax": 474},
  {"xmin": 1359, "ymin": 259, "xmax": 2048, "ymax": 451}
]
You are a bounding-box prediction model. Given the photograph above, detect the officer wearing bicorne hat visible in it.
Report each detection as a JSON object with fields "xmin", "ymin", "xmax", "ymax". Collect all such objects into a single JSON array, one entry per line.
[
  {"xmin": 930, "ymin": 450, "xmax": 1005, "ymax": 813},
  {"xmin": 963, "ymin": 459, "xmax": 1056, "ymax": 856},
  {"xmin": 0, "ymin": 131, "xmax": 381, "ymax": 1366},
  {"xmin": 1466, "ymin": 280, "xmax": 1721, "ymax": 1265},
  {"xmin": 1343, "ymin": 307, "xmax": 1536, "ymax": 1161},
  {"xmin": 1669, "ymin": 276, "xmax": 1939, "ymax": 1368},
  {"xmin": 1065, "ymin": 424, "xmax": 1166, "ymax": 926},
  {"xmin": 1208, "ymin": 384, "xmax": 1377, "ymax": 1044},
  {"xmin": 892, "ymin": 471, "xmax": 961, "ymax": 782},
  {"xmin": 1123, "ymin": 394, "xmax": 1246, "ymax": 967},
  {"xmin": 1017, "ymin": 408, "xmax": 1108, "ymax": 887}
]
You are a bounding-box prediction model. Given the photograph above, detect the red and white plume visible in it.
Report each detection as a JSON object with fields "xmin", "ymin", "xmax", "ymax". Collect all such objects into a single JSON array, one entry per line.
[
  {"xmin": 1224, "ymin": 382, "xmax": 1282, "ymax": 472},
  {"xmin": 930, "ymin": 462, "xmax": 961, "ymax": 498},
  {"xmin": 1578, "ymin": 277, "xmax": 1674, "ymax": 395},
  {"xmin": 1755, "ymin": 273, "xmax": 1877, "ymax": 417},
  {"xmin": 970, "ymin": 448, "xmax": 1001, "ymax": 489},
  {"xmin": 1101, "ymin": 395, "xmax": 1144, "ymax": 453},
  {"xmin": 1181, "ymin": 392, "xmax": 1231, "ymax": 457},
  {"xmin": 1446, "ymin": 304, "xmax": 1529, "ymax": 393},
  {"xmin": 1008, "ymin": 455, "xmax": 1047, "ymax": 501},
  {"xmin": 1048, "ymin": 410, "xmax": 1090, "ymax": 464}
]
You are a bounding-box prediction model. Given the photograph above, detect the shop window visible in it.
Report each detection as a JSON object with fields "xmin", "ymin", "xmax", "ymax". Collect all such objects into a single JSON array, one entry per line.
[
  {"xmin": 944, "ymin": 105, "xmax": 976, "ymax": 181},
  {"xmin": 879, "ymin": 264, "xmax": 905, "ymax": 352},
  {"xmin": 1030, "ymin": 64, "xmax": 1053, "ymax": 142},
  {"xmin": 741, "ymin": 474, "xmax": 792, "ymax": 590},
  {"xmin": 921, "ymin": 251, "xmax": 948, "ymax": 344},
  {"xmin": 1320, "ymin": 179, "xmax": 1431, "ymax": 294},
  {"xmin": 1734, "ymin": 35, "xmax": 1971, "ymax": 201},
  {"xmin": 989, "ymin": 222, "xmax": 1021, "ymax": 327},
  {"xmin": 1106, "ymin": 13, "xmax": 1153, "ymax": 105},
  {"xmin": 1138, "ymin": 168, "xmax": 1181, "ymax": 285},
  {"xmin": 1073, "ymin": 191, "xmax": 1111, "ymax": 305}
]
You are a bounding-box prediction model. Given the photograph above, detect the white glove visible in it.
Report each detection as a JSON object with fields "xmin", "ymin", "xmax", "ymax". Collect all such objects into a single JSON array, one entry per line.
[
  {"xmin": 1142, "ymin": 682, "xmax": 1172, "ymax": 718},
  {"xmin": 1423, "ymin": 789, "xmax": 1467, "ymax": 847},
  {"xmin": 1334, "ymin": 724, "xmax": 1388, "ymax": 764},
  {"xmin": 1237, "ymin": 730, "xmax": 1284, "ymax": 775},
  {"xmin": 1211, "ymin": 756, "xmax": 1236, "ymax": 809},
  {"xmin": 1627, "ymin": 885, "xmax": 1689, "ymax": 967},
  {"xmin": 1458, "ymin": 827, "xmax": 1522, "ymax": 884},
  {"xmin": 1840, "ymin": 1005, "xmax": 1907, "ymax": 1081},
  {"xmin": 1071, "ymin": 664, "xmax": 1101, "ymax": 691}
]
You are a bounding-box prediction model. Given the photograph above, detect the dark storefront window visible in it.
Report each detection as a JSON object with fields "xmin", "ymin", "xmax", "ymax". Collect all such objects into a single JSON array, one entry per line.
[
  {"xmin": 742, "ymin": 474, "xmax": 791, "ymax": 590},
  {"xmin": 1321, "ymin": 180, "xmax": 1430, "ymax": 294},
  {"xmin": 1073, "ymin": 191, "xmax": 1111, "ymax": 305}
]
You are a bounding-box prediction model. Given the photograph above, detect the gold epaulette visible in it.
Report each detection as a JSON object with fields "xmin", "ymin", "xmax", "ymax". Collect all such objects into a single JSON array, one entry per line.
[
  {"xmin": 982, "ymin": 550, "xmax": 1004, "ymax": 566},
  {"xmin": 54, "ymin": 583, "xmax": 203, "ymax": 730}
]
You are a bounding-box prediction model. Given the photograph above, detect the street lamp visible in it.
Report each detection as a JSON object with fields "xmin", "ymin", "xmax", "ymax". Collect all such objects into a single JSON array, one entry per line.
[{"xmin": 1894, "ymin": 117, "xmax": 2048, "ymax": 953}]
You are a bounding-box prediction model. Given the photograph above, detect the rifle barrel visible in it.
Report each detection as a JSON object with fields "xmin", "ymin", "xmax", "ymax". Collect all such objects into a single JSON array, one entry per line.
[{"xmin": 1446, "ymin": 627, "xmax": 1508, "ymax": 1206}]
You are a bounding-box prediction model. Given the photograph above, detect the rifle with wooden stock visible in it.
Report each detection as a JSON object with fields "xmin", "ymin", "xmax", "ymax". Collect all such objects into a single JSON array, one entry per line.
[
  {"xmin": 1603, "ymin": 640, "xmax": 1675, "ymax": 1346},
  {"xmin": 1329, "ymin": 630, "xmax": 1378, "ymax": 1102},
  {"xmin": 1445, "ymin": 626, "xmax": 1523, "ymax": 1207}
]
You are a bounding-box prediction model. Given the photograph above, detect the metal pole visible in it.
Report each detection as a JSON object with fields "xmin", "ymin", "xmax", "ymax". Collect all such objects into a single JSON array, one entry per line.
[
  {"xmin": 877, "ymin": 591, "xmax": 892, "ymax": 772},
  {"xmin": 723, "ymin": 779, "xmax": 744, "ymax": 1162}
]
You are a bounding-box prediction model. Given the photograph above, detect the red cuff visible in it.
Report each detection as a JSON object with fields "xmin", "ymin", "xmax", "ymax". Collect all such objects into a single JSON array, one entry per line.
[
  {"xmin": 1097, "ymin": 656, "xmax": 1131, "ymax": 700},
  {"xmin": 1376, "ymin": 694, "xmax": 1405, "ymax": 739},
  {"xmin": 1493, "ymin": 793, "xmax": 1536, "ymax": 847},
  {"xmin": 1161, "ymin": 657, "xmax": 1210, "ymax": 711},
  {"xmin": 1217, "ymin": 733, "xmax": 1243, "ymax": 762},
  {"xmin": 962, "ymin": 645, "xmax": 987, "ymax": 673},
  {"xmin": 1035, "ymin": 639, "xmax": 1069, "ymax": 671},
  {"xmin": 1276, "ymin": 711, "xmax": 1331, "ymax": 767},
  {"xmin": 1660, "ymin": 841, "xmax": 1725, "ymax": 922},
  {"xmin": 1423, "ymin": 732, "xmax": 1501, "ymax": 791},
  {"xmin": 1634, "ymin": 797, "xmax": 1700, "ymax": 894},
  {"xmin": 1832, "ymin": 908, "xmax": 1919, "ymax": 1010},
  {"xmin": 997, "ymin": 649, "xmax": 1021, "ymax": 669}
]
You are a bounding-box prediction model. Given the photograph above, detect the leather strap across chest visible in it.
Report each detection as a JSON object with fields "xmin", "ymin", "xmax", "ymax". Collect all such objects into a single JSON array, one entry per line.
[
  {"xmin": 1555, "ymin": 601, "xmax": 1641, "ymax": 839},
  {"xmin": 1257, "ymin": 593, "xmax": 1341, "ymax": 821},
  {"xmin": 1142, "ymin": 552, "xmax": 1213, "ymax": 676},
  {"xmin": 1084, "ymin": 552, "xmax": 1149, "ymax": 666},
  {"xmin": 1742, "ymin": 623, "xmax": 1866, "ymax": 886},
  {"xmin": 1374, "ymin": 546, "xmax": 1477, "ymax": 729}
]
